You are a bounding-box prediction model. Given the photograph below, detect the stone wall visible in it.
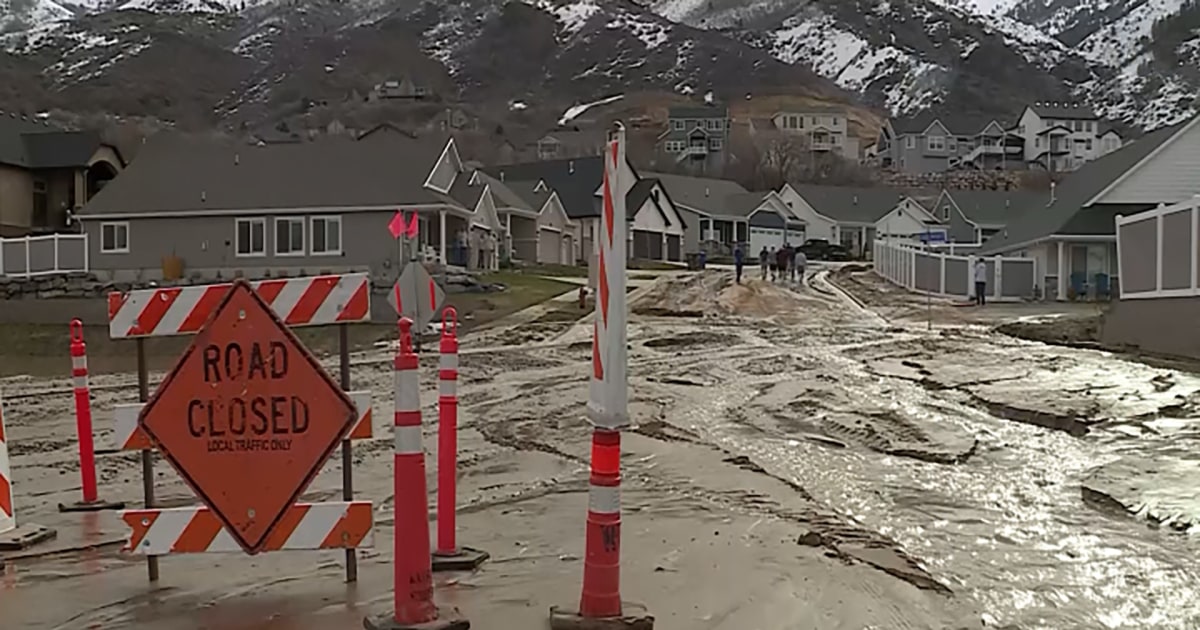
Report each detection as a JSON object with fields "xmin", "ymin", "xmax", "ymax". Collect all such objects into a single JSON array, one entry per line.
[
  {"xmin": 879, "ymin": 169, "xmax": 1043, "ymax": 191},
  {"xmin": 0, "ymin": 273, "xmax": 119, "ymax": 300}
]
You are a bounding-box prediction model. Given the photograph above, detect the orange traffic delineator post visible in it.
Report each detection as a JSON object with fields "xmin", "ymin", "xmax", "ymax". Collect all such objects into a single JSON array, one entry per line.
[
  {"xmin": 550, "ymin": 124, "xmax": 653, "ymax": 630},
  {"xmin": 0, "ymin": 390, "xmax": 57, "ymax": 551},
  {"xmin": 365, "ymin": 317, "xmax": 469, "ymax": 630},
  {"xmin": 432, "ymin": 307, "xmax": 489, "ymax": 573},
  {"xmin": 58, "ymin": 319, "xmax": 124, "ymax": 514}
]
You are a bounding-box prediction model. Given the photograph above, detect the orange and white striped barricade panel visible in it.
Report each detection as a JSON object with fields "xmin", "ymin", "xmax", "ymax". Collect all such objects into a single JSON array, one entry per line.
[
  {"xmin": 0, "ymin": 392, "xmax": 13, "ymax": 534},
  {"xmin": 122, "ymin": 501, "xmax": 373, "ymax": 555},
  {"xmin": 107, "ymin": 273, "xmax": 370, "ymax": 339},
  {"xmin": 111, "ymin": 390, "xmax": 374, "ymax": 451}
]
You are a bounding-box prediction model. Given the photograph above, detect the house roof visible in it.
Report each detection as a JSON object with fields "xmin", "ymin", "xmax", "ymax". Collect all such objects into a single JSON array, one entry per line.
[
  {"xmin": 1029, "ymin": 102, "xmax": 1098, "ymax": 120},
  {"xmin": 945, "ymin": 189, "xmax": 1050, "ymax": 227},
  {"xmin": 485, "ymin": 155, "xmax": 647, "ymax": 220},
  {"xmin": 80, "ymin": 132, "xmax": 455, "ymax": 216},
  {"xmin": 669, "ymin": 105, "xmax": 729, "ymax": 119},
  {"xmin": 789, "ymin": 184, "xmax": 907, "ymax": 223},
  {"xmin": 0, "ymin": 113, "xmax": 115, "ymax": 169},
  {"xmin": 890, "ymin": 112, "xmax": 1008, "ymax": 137},
  {"xmin": 478, "ymin": 173, "xmax": 537, "ymax": 212},
  {"xmin": 641, "ymin": 171, "xmax": 749, "ymax": 217},
  {"xmin": 723, "ymin": 192, "xmax": 776, "ymax": 218},
  {"xmin": 978, "ymin": 119, "xmax": 1189, "ymax": 254}
]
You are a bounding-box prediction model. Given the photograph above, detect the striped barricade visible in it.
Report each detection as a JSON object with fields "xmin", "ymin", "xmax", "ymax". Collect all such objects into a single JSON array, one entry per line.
[{"xmin": 123, "ymin": 501, "xmax": 373, "ymax": 555}]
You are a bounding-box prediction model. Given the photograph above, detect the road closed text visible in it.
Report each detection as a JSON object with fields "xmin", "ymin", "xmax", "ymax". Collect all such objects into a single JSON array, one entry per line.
[{"xmin": 189, "ymin": 341, "xmax": 309, "ymax": 453}]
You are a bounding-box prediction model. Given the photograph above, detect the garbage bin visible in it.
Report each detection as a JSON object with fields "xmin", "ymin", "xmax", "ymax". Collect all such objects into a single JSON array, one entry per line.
[{"xmin": 698, "ymin": 251, "xmax": 707, "ymax": 270}]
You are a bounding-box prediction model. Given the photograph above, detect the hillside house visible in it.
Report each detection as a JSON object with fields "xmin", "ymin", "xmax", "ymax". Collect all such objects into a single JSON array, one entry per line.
[
  {"xmin": 370, "ymin": 76, "xmax": 431, "ymax": 101},
  {"xmin": 979, "ymin": 113, "xmax": 1200, "ymax": 300},
  {"xmin": 659, "ymin": 103, "xmax": 731, "ymax": 175},
  {"xmin": 0, "ymin": 114, "xmax": 124, "ymax": 237},
  {"xmin": 768, "ymin": 106, "xmax": 860, "ymax": 161},
  {"xmin": 76, "ymin": 129, "xmax": 501, "ymax": 286},
  {"xmin": 875, "ymin": 114, "xmax": 1023, "ymax": 174},
  {"xmin": 1013, "ymin": 102, "xmax": 1122, "ymax": 173},
  {"xmin": 535, "ymin": 129, "xmax": 607, "ymax": 161},
  {"xmin": 779, "ymin": 184, "xmax": 910, "ymax": 257}
]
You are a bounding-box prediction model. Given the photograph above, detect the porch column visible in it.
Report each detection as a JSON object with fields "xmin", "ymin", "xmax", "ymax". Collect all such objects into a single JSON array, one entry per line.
[
  {"xmin": 506, "ymin": 213, "xmax": 513, "ymax": 263},
  {"xmin": 439, "ymin": 210, "xmax": 448, "ymax": 265},
  {"xmin": 993, "ymin": 255, "xmax": 1003, "ymax": 300},
  {"xmin": 967, "ymin": 255, "xmax": 977, "ymax": 300},
  {"xmin": 661, "ymin": 233, "xmax": 668, "ymax": 261},
  {"xmin": 860, "ymin": 226, "xmax": 867, "ymax": 258},
  {"xmin": 1056, "ymin": 241, "xmax": 1067, "ymax": 301}
]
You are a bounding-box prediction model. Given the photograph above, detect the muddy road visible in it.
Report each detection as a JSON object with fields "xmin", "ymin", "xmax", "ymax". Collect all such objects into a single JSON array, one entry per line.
[{"xmin": 3, "ymin": 268, "xmax": 1200, "ymax": 629}]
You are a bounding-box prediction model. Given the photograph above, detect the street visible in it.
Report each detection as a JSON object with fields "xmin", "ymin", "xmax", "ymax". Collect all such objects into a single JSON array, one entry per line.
[{"xmin": 3, "ymin": 267, "xmax": 1200, "ymax": 629}]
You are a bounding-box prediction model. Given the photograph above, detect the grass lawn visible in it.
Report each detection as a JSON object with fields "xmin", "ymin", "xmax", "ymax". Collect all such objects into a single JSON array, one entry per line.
[
  {"xmin": 444, "ymin": 272, "xmax": 578, "ymax": 331},
  {"xmin": 513, "ymin": 263, "xmax": 589, "ymax": 278}
]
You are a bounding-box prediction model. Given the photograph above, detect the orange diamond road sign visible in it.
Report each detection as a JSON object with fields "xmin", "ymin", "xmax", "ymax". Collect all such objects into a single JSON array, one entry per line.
[{"xmin": 137, "ymin": 279, "xmax": 357, "ymax": 554}]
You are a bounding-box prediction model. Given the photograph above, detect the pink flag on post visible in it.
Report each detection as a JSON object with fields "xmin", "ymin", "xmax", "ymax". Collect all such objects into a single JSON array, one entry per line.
[
  {"xmin": 406, "ymin": 213, "xmax": 419, "ymax": 238},
  {"xmin": 388, "ymin": 211, "xmax": 406, "ymax": 239}
]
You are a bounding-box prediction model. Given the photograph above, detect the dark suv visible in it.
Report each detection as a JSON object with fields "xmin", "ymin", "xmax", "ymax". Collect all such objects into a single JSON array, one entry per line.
[{"xmin": 798, "ymin": 238, "xmax": 853, "ymax": 261}]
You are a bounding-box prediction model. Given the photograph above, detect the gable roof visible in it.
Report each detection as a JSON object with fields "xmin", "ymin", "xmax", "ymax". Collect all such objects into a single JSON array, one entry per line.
[
  {"xmin": 945, "ymin": 189, "xmax": 1050, "ymax": 227},
  {"xmin": 81, "ymin": 132, "xmax": 456, "ymax": 217},
  {"xmin": 641, "ymin": 171, "xmax": 749, "ymax": 217},
  {"xmin": 788, "ymin": 185, "xmax": 907, "ymax": 224},
  {"xmin": 485, "ymin": 155, "xmax": 640, "ymax": 219},
  {"xmin": 890, "ymin": 112, "xmax": 1009, "ymax": 137},
  {"xmin": 0, "ymin": 114, "xmax": 117, "ymax": 169},
  {"xmin": 1028, "ymin": 102, "xmax": 1098, "ymax": 120},
  {"xmin": 978, "ymin": 119, "xmax": 1190, "ymax": 254}
]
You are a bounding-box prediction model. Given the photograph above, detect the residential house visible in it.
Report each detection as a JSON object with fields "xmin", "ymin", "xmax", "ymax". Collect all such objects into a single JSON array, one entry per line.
[
  {"xmin": 76, "ymin": 128, "xmax": 500, "ymax": 292},
  {"xmin": 0, "ymin": 114, "xmax": 124, "ymax": 237},
  {"xmin": 875, "ymin": 113, "xmax": 1023, "ymax": 174},
  {"xmin": 471, "ymin": 173, "xmax": 577, "ymax": 265},
  {"xmin": 370, "ymin": 76, "xmax": 431, "ymax": 101},
  {"xmin": 779, "ymin": 184, "xmax": 910, "ymax": 258},
  {"xmin": 659, "ymin": 103, "xmax": 732, "ymax": 175},
  {"xmin": 643, "ymin": 171, "xmax": 752, "ymax": 255},
  {"xmin": 978, "ymin": 113, "xmax": 1200, "ymax": 301},
  {"xmin": 1013, "ymin": 102, "xmax": 1121, "ymax": 173},
  {"xmin": 769, "ymin": 106, "xmax": 860, "ymax": 161},
  {"xmin": 731, "ymin": 191, "xmax": 806, "ymax": 254},
  {"xmin": 934, "ymin": 189, "xmax": 1049, "ymax": 244},
  {"xmin": 874, "ymin": 197, "xmax": 944, "ymax": 242},
  {"xmin": 486, "ymin": 155, "xmax": 688, "ymax": 263},
  {"xmin": 534, "ymin": 128, "xmax": 607, "ymax": 161}
]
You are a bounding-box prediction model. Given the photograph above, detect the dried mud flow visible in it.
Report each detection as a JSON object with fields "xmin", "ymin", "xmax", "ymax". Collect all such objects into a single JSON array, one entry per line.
[{"xmin": 5, "ymin": 268, "xmax": 1200, "ymax": 629}]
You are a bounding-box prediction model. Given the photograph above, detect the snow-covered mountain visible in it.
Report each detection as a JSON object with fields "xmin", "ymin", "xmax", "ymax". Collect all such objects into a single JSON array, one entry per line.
[{"xmin": 0, "ymin": 0, "xmax": 1196, "ymax": 134}]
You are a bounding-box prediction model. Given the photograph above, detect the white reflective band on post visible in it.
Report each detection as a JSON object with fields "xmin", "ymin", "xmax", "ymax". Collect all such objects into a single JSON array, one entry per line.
[
  {"xmin": 587, "ymin": 483, "xmax": 620, "ymax": 515},
  {"xmin": 393, "ymin": 424, "xmax": 423, "ymax": 455},
  {"xmin": 438, "ymin": 379, "xmax": 456, "ymax": 398},
  {"xmin": 394, "ymin": 370, "xmax": 420, "ymax": 413},
  {"xmin": 73, "ymin": 375, "xmax": 89, "ymax": 390},
  {"xmin": 72, "ymin": 355, "xmax": 87, "ymax": 371},
  {"xmin": 439, "ymin": 353, "xmax": 458, "ymax": 370}
]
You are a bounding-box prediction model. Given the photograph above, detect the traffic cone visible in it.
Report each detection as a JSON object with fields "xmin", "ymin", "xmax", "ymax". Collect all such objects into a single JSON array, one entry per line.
[
  {"xmin": 364, "ymin": 317, "xmax": 468, "ymax": 630},
  {"xmin": 58, "ymin": 320, "xmax": 124, "ymax": 513},
  {"xmin": 0, "ymin": 391, "xmax": 57, "ymax": 551}
]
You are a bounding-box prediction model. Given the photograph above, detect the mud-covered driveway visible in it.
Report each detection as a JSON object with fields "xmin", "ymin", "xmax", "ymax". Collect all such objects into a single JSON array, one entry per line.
[{"xmin": 4, "ymin": 268, "xmax": 1200, "ymax": 629}]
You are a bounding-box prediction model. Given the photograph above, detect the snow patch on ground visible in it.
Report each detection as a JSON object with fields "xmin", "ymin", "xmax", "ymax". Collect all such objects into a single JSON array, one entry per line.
[
  {"xmin": 520, "ymin": 0, "xmax": 600, "ymax": 35},
  {"xmin": 557, "ymin": 93, "xmax": 623, "ymax": 126},
  {"xmin": 0, "ymin": 0, "xmax": 72, "ymax": 35},
  {"xmin": 1074, "ymin": 0, "xmax": 1189, "ymax": 67}
]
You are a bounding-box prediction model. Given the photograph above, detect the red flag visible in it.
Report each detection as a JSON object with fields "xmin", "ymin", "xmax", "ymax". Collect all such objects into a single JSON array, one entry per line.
[
  {"xmin": 388, "ymin": 211, "xmax": 405, "ymax": 239},
  {"xmin": 406, "ymin": 212, "xmax": 419, "ymax": 238}
]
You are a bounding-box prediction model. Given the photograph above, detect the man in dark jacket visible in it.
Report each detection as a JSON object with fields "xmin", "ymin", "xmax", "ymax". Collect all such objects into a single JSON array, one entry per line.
[
  {"xmin": 775, "ymin": 245, "xmax": 790, "ymax": 284},
  {"xmin": 733, "ymin": 244, "xmax": 745, "ymax": 284}
]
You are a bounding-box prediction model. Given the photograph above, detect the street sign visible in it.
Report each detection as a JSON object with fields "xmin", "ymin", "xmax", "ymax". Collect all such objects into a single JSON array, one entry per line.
[
  {"xmin": 920, "ymin": 230, "xmax": 947, "ymax": 244},
  {"xmin": 137, "ymin": 280, "xmax": 357, "ymax": 554},
  {"xmin": 387, "ymin": 262, "xmax": 445, "ymax": 329}
]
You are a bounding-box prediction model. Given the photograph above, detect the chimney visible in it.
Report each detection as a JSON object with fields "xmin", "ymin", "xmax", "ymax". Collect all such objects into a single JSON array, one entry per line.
[
  {"xmin": 1049, "ymin": 181, "xmax": 1056, "ymax": 205},
  {"xmin": 500, "ymin": 171, "xmax": 505, "ymax": 182},
  {"xmin": 853, "ymin": 194, "xmax": 859, "ymax": 204},
  {"xmin": 568, "ymin": 160, "xmax": 575, "ymax": 174},
  {"xmin": 704, "ymin": 187, "xmax": 710, "ymax": 197},
  {"xmin": 201, "ymin": 190, "xmax": 207, "ymax": 203},
  {"xmin": 234, "ymin": 153, "xmax": 240, "ymax": 166}
]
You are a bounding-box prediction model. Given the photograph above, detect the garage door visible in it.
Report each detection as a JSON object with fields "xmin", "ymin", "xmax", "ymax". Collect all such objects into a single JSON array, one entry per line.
[
  {"xmin": 666, "ymin": 235, "xmax": 682, "ymax": 262},
  {"xmin": 537, "ymin": 229, "xmax": 561, "ymax": 264},
  {"xmin": 633, "ymin": 230, "xmax": 662, "ymax": 260},
  {"xmin": 749, "ymin": 227, "xmax": 785, "ymax": 255},
  {"xmin": 562, "ymin": 234, "xmax": 575, "ymax": 265}
]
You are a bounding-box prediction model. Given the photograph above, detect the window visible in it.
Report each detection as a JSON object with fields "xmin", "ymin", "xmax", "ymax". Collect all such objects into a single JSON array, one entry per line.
[
  {"xmin": 672, "ymin": 120, "xmax": 684, "ymax": 130},
  {"xmin": 947, "ymin": 137, "xmax": 958, "ymax": 152},
  {"xmin": 235, "ymin": 218, "xmax": 266, "ymax": 257},
  {"xmin": 275, "ymin": 217, "xmax": 305, "ymax": 256},
  {"xmin": 905, "ymin": 136, "xmax": 916, "ymax": 149},
  {"xmin": 100, "ymin": 222, "xmax": 129, "ymax": 254},
  {"xmin": 926, "ymin": 135, "xmax": 946, "ymax": 151},
  {"xmin": 1085, "ymin": 139, "xmax": 1093, "ymax": 151},
  {"xmin": 32, "ymin": 179, "xmax": 48, "ymax": 227},
  {"xmin": 311, "ymin": 216, "xmax": 342, "ymax": 255},
  {"xmin": 708, "ymin": 138, "xmax": 723, "ymax": 150}
]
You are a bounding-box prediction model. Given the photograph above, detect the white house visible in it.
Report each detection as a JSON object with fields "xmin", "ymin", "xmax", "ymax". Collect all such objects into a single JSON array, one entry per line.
[
  {"xmin": 1014, "ymin": 102, "xmax": 1122, "ymax": 173},
  {"xmin": 875, "ymin": 197, "xmax": 944, "ymax": 242},
  {"xmin": 778, "ymin": 183, "xmax": 838, "ymax": 242},
  {"xmin": 769, "ymin": 107, "xmax": 860, "ymax": 161}
]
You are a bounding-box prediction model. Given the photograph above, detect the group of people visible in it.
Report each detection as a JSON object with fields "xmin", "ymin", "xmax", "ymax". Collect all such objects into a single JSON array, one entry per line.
[{"xmin": 731, "ymin": 243, "xmax": 807, "ymax": 285}]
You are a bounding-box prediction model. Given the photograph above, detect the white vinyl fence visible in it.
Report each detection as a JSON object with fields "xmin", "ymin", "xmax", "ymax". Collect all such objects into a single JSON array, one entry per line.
[
  {"xmin": 0, "ymin": 234, "xmax": 89, "ymax": 278},
  {"xmin": 873, "ymin": 238, "xmax": 1038, "ymax": 301},
  {"xmin": 1115, "ymin": 195, "xmax": 1200, "ymax": 299}
]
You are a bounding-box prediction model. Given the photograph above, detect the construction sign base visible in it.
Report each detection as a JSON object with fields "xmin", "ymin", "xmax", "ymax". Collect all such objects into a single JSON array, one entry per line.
[
  {"xmin": 363, "ymin": 607, "xmax": 470, "ymax": 630},
  {"xmin": 549, "ymin": 602, "xmax": 654, "ymax": 630},
  {"xmin": 58, "ymin": 499, "xmax": 126, "ymax": 513},
  {"xmin": 431, "ymin": 546, "xmax": 489, "ymax": 573},
  {"xmin": 0, "ymin": 523, "xmax": 58, "ymax": 551}
]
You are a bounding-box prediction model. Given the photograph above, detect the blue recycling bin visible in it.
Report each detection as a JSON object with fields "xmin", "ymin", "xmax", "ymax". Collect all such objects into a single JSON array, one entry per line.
[
  {"xmin": 1094, "ymin": 273, "xmax": 1111, "ymax": 299},
  {"xmin": 698, "ymin": 251, "xmax": 707, "ymax": 269}
]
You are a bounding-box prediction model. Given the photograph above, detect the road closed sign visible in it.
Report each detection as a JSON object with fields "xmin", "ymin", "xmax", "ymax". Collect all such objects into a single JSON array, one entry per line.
[{"xmin": 137, "ymin": 280, "xmax": 357, "ymax": 554}]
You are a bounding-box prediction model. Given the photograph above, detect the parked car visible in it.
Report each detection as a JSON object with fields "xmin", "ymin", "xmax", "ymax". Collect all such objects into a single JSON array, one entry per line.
[
  {"xmin": 825, "ymin": 244, "xmax": 852, "ymax": 261},
  {"xmin": 798, "ymin": 239, "xmax": 831, "ymax": 260}
]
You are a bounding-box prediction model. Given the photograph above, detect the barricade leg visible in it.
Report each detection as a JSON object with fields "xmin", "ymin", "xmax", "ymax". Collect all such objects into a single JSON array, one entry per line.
[
  {"xmin": 432, "ymin": 308, "xmax": 488, "ymax": 573},
  {"xmin": 365, "ymin": 317, "xmax": 469, "ymax": 630},
  {"xmin": 0, "ymin": 391, "xmax": 57, "ymax": 550},
  {"xmin": 59, "ymin": 319, "xmax": 124, "ymax": 513}
]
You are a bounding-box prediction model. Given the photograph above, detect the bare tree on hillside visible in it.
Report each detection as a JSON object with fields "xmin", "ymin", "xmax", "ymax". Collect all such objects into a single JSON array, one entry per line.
[{"xmin": 726, "ymin": 128, "xmax": 875, "ymax": 190}]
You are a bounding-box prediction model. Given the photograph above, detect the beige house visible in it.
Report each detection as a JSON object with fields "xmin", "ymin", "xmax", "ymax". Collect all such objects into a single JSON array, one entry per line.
[
  {"xmin": 770, "ymin": 107, "xmax": 860, "ymax": 161},
  {"xmin": 0, "ymin": 114, "xmax": 124, "ymax": 237}
]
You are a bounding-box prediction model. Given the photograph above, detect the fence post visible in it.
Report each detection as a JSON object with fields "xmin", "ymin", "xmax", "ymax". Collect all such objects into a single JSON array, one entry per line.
[
  {"xmin": 0, "ymin": 236, "xmax": 5, "ymax": 276},
  {"xmin": 994, "ymin": 255, "xmax": 1003, "ymax": 300},
  {"xmin": 938, "ymin": 254, "xmax": 946, "ymax": 294},
  {"xmin": 24, "ymin": 236, "xmax": 31, "ymax": 278},
  {"xmin": 966, "ymin": 255, "xmax": 976, "ymax": 300},
  {"xmin": 82, "ymin": 232, "xmax": 90, "ymax": 274},
  {"xmin": 1156, "ymin": 210, "xmax": 1164, "ymax": 293},
  {"xmin": 54, "ymin": 235, "xmax": 60, "ymax": 273},
  {"xmin": 1192, "ymin": 198, "xmax": 1199, "ymax": 294},
  {"xmin": 908, "ymin": 247, "xmax": 916, "ymax": 289}
]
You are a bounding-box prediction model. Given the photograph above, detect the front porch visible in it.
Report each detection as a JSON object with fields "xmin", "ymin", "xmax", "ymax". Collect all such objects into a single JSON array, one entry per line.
[
  {"xmin": 416, "ymin": 209, "xmax": 499, "ymax": 272},
  {"xmin": 698, "ymin": 217, "xmax": 748, "ymax": 256}
]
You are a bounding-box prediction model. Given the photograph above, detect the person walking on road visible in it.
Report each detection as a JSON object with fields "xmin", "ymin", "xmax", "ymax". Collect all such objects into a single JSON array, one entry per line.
[
  {"xmin": 758, "ymin": 246, "xmax": 769, "ymax": 280},
  {"xmin": 734, "ymin": 244, "xmax": 745, "ymax": 284},
  {"xmin": 974, "ymin": 258, "xmax": 988, "ymax": 306},
  {"xmin": 795, "ymin": 250, "xmax": 808, "ymax": 283},
  {"xmin": 768, "ymin": 246, "xmax": 778, "ymax": 282},
  {"xmin": 787, "ymin": 244, "xmax": 798, "ymax": 282},
  {"xmin": 775, "ymin": 246, "xmax": 790, "ymax": 284}
]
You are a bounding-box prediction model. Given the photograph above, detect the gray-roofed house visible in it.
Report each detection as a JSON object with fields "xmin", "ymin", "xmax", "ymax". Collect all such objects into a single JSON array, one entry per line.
[
  {"xmin": 643, "ymin": 171, "xmax": 752, "ymax": 256},
  {"xmin": 932, "ymin": 189, "xmax": 1051, "ymax": 244},
  {"xmin": 1014, "ymin": 101, "xmax": 1121, "ymax": 173},
  {"xmin": 727, "ymin": 191, "xmax": 806, "ymax": 254},
  {"xmin": 0, "ymin": 113, "xmax": 124, "ymax": 237},
  {"xmin": 874, "ymin": 113, "xmax": 1022, "ymax": 174},
  {"xmin": 485, "ymin": 154, "xmax": 687, "ymax": 263},
  {"xmin": 658, "ymin": 103, "xmax": 731, "ymax": 175},
  {"xmin": 978, "ymin": 113, "xmax": 1200, "ymax": 301},
  {"xmin": 768, "ymin": 106, "xmax": 860, "ymax": 161},
  {"xmin": 473, "ymin": 173, "xmax": 578, "ymax": 265},
  {"xmin": 77, "ymin": 129, "xmax": 499, "ymax": 285},
  {"xmin": 781, "ymin": 185, "xmax": 910, "ymax": 257}
]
